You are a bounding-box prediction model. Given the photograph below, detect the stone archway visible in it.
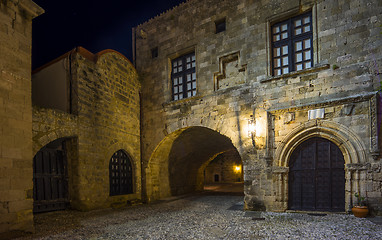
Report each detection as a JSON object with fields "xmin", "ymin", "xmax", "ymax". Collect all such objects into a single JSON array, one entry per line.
[
  {"xmin": 273, "ymin": 120, "xmax": 368, "ymax": 212},
  {"xmin": 146, "ymin": 126, "xmax": 242, "ymax": 202},
  {"xmin": 275, "ymin": 120, "xmax": 366, "ymax": 167},
  {"xmin": 32, "ymin": 108, "xmax": 78, "ymax": 156}
]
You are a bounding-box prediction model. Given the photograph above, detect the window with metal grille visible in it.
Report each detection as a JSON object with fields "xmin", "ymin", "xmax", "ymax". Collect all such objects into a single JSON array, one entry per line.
[
  {"xmin": 109, "ymin": 150, "xmax": 133, "ymax": 196},
  {"xmin": 171, "ymin": 52, "xmax": 196, "ymax": 101},
  {"xmin": 271, "ymin": 12, "xmax": 313, "ymax": 76}
]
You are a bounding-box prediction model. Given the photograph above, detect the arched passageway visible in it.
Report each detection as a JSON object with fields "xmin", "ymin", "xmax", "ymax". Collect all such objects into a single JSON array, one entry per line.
[
  {"xmin": 288, "ymin": 137, "xmax": 345, "ymax": 212},
  {"xmin": 147, "ymin": 127, "xmax": 242, "ymax": 201}
]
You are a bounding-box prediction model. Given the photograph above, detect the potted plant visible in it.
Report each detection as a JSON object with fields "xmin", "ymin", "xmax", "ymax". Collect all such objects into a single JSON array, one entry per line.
[{"xmin": 351, "ymin": 192, "xmax": 369, "ymax": 218}]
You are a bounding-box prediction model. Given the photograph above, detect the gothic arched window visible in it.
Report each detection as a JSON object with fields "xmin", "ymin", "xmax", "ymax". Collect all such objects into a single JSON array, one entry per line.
[{"xmin": 109, "ymin": 150, "xmax": 133, "ymax": 196}]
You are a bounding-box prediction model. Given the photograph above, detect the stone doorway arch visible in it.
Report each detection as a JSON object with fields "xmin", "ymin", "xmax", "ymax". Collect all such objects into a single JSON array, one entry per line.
[
  {"xmin": 145, "ymin": 126, "xmax": 242, "ymax": 202},
  {"xmin": 273, "ymin": 120, "xmax": 367, "ymax": 212}
]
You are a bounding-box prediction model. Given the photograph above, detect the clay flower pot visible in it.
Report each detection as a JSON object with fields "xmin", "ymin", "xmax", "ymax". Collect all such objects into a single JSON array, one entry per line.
[{"xmin": 352, "ymin": 206, "xmax": 369, "ymax": 218}]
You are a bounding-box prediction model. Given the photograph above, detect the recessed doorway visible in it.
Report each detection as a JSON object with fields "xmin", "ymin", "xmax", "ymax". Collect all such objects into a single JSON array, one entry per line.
[{"xmin": 288, "ymin": 137, "xmax": 345, "ymax": 212}]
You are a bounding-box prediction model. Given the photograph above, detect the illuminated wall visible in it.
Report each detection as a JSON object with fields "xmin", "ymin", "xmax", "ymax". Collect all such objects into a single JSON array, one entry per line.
[
  {"xmin": 135, "ymin": 0, "xmax": 382, "ymax": 214},
  {"xmin": 32, "ymin": 48, "xmax": 142, "ymax": 211},
  {"xmin": 0, "ymin": 0, "xmax": 43, "ymax": 236},
  {"xmin": 204, "ymin": 150, "xmax": 243, "ymax": 184}
]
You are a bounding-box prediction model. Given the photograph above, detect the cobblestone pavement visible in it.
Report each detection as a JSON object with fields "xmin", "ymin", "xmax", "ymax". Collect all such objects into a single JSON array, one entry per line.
[{"xmin": 15, "ymin": 193, "xmax": 382, "ymax": 240}]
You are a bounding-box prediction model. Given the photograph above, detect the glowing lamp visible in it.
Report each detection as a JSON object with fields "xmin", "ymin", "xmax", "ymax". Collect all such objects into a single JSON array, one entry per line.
[{"xmin": 248, "ymin": 117, "xmax": 255, "ymax": 137}]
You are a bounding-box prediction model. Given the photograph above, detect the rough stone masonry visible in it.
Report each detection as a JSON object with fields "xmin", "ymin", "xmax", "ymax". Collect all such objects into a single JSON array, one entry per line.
[
  {"xmin": 0, "ymin": 0, "xmax": 43, "ymax": 235},
  {"xmin": 1, "ymin": 0, "xmax": 382, "ymax": 237},
  {"xmin": 134, "ymin": 0, "xmax": 382, "ymax": 214}
]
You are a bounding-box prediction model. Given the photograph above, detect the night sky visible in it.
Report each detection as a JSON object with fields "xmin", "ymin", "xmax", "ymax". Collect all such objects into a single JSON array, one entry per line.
[{"xmin": 32, "ymin": 0, "xmax": 186, "ymax": 69}]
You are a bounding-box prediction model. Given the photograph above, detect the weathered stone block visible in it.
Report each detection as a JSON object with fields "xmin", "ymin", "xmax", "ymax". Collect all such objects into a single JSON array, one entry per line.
[{"xmin": 8, "ymin": 200, "xmax": 32, "ymax": 213}]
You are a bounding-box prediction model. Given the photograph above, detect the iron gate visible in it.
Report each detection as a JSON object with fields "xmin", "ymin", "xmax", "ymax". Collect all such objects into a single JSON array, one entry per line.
[
  {"xmin": 289, "ymin": 137, "xmax": 345, "ymax": 212},
  {"xmin": 33, "ymin": 146, "xmax": 69, "ymax": 213}
]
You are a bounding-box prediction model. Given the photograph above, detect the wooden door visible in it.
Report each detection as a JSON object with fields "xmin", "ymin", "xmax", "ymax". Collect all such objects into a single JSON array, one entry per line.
[
  {"xmin": 289, "ymin": 137, "xmax": 345, "ymax": 211},
  {"xmin": 33, "ymin": 147, "xmax": 69, "ymax": 213}
]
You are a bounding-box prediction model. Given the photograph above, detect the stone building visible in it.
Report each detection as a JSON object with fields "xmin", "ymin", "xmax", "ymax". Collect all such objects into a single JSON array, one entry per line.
[
  {"xmin": 31, "ymin": 47, "xmax": 141, "ymax": 213},
  {"xmin": 0, "ymin": 0, "xmax": 43, "ymax": 236},
  {"xmin": 134, "ymin": 0, "xmax": 382, "ymax": 214},
  {"xmin": 1, "ymin": 20, "xmax": 142, "ymax": 235},
  {"xmin": 1, "ymin": 0, "xmax": 382, "ymax": 237}
]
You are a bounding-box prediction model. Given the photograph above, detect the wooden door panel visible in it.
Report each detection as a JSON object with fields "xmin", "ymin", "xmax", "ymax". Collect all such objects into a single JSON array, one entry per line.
[
  {"xmin": 316, "ymin": 140, "xmax": 330, "ymax": 169},
  {"xmin": 33, "ymin": 146, "xmax": 69, "ymax": 213},
  {"xmin": 301, "ymin": 171, "xmax": 315, "ymax": 209},
  {"xmin": 289, "ymin": 137, "xmax": 345, "ymax": 212},
  {"xmin": 316, "ymin": 170, "xmax": 331, "ymax": 210},
  {"xmin": 300, "ymin": 144, "xmax": 315, "ymax": 169},
  {"xmin": 331, "ymin": 169, "xmax": 345, "ymax": 210},
  {"xmin": 289, "ymin": 171, "xmax": 302, "ymax": 209}
]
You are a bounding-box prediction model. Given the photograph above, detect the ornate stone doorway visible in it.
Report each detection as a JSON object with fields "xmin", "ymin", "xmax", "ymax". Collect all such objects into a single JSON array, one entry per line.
[{"xmin": 288, "ymin": 137, "xmax": 345, "ymax": 212}]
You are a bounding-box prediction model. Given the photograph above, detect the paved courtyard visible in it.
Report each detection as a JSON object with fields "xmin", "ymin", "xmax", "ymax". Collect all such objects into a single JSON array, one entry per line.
[{"xmin": 14, "ymin": 189, "xmax": 382, "ymax": 240}]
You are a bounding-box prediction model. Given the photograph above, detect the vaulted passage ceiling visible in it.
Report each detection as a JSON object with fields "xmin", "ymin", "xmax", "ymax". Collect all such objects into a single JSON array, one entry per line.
[{"xmin": 168, "ymin": 127, "xmax": 239, "ymax": 196}]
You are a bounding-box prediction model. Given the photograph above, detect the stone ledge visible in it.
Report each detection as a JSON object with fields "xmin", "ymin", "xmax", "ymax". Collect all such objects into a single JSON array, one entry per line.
[
  {"xmin": 268, "ymin": 91, "xmax": 378, "ymax": 114},
  {"xmin": 260, "ymin": 64, "xmax": 330, "ymax": 83},
  {"xmin": 19, "ymin": 0, "xmax": 44, "ymax": 19}
]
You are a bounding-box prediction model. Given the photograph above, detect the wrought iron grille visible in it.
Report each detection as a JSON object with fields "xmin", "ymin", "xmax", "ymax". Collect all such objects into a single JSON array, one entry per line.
[{"xmin": 109, "ymin": 150, "xmax": 133, "ymax": 196}]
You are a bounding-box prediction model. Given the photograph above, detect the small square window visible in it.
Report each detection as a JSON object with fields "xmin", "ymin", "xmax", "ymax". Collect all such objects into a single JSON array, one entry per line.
[
  {"xmin": 215, "ymin": 18, "xmax": 226, "ymax": 33},
  {"xmin": 151, "ymin": 47, "xmax": 158, "ymax": 59}
]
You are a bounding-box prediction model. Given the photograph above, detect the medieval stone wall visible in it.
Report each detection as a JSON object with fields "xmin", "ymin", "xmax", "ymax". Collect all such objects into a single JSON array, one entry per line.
[
  {"xmin": 0, "ymin": 0, "xmax": 43, "ymax": 236},
  {"xmin": 32, "ymin": 49, "xmax": 142, "ymax": 211},
  {"xmin": 135, "ymin": 0, "xmax": 382, "ymax": 214},
  {"xmin": 74, "ymin": 51, "xmax": 141, "ymax": 210},
  {"xmin": 204, "ymin": 150, "xmax": 243, "ymax": 184},
  {"xmin": 32, "ymin": 107, "xmax": 78, "ymax": 154}
]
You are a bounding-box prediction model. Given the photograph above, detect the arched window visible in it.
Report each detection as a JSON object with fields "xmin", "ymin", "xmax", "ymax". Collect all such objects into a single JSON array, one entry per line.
[{"xmin": 109, "ymin": 150, "xmax": 133, "ymax": 196}]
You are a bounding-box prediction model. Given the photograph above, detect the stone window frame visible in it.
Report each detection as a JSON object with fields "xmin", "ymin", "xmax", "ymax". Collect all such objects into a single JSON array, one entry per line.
[
  {"xmin": 271, "ymin": 12, "xmax": 313, "ymax": 76},
  {"xmin": 266, "ymin": 5, "xmax": 319, "ymax": 78},
  {"xmin": 169, "ymin": 50, "xmax": 197, "ymax": 101}
]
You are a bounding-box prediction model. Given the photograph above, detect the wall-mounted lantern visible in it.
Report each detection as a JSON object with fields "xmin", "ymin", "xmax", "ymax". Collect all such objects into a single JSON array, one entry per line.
[
  {"xmin": 248, "ymin": 115, "xmax": 255, "ymax": 138},
  {"xmin": 250, "ymin": 110, "xmax": 268, "ymax": 149}
]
